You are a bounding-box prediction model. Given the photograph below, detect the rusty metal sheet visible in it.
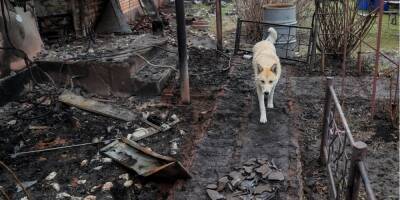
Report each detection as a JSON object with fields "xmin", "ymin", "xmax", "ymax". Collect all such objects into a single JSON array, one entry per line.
[
  {"xmin": 101, "ymin": 137, "xmax": 191, "ymax": 179},
  {"xmin": 0, "ymin": 7, "xmax": 43, "ymax": 72},
  {"xmin": 58, "ymin": 90, "xmax": 136, "ymax": 121}
]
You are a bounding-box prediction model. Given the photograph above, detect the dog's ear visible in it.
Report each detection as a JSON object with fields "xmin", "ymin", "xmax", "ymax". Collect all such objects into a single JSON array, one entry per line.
[
  {"xmin": 271, "ymin": 64, "xmax": 278, "ymax": 74},
  {"xmin": 257, "ymin": 64, "xmax": 263, "ymax": 73}
]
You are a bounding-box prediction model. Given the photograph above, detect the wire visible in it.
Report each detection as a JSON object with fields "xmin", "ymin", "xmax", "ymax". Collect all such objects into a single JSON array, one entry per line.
[
  {"xmin": 131, "ymin": 52, "xmax": 177, "ymax": 71},
  {"xmin": 0, "ymin": 160, "xmax": 32, "ymax": 200}
]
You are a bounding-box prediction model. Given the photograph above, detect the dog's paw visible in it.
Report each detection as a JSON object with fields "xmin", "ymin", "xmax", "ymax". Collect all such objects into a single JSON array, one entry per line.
[
  {"xmin": 260, "ymin": 116, "xmax": 267, "ymax": 124},
  {"xmin": 267, "ymin": 103, "xmax": 274, "ymax": 109}
]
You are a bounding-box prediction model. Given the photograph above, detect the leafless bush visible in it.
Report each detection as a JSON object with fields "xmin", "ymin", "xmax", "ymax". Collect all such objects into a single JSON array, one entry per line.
[{"xmin": 316, "ymin": 0, "xmax": 377, "ymax": 55}]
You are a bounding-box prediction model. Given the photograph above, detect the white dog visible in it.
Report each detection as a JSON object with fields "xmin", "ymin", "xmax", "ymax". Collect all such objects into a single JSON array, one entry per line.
[{"xmin": 252, "ymin": 27, "xmax": 282, "ymax": 124}]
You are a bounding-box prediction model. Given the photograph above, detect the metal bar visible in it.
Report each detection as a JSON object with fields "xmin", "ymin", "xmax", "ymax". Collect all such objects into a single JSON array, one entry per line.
[
  {"xmin": 350, "ymin": 33, "xmax": 399, "ymax": 67},
  {"xmin": 215, "ymin": 0, "xmax": 223, "ymax": 50},
  {"xmin": 236, "ymin": 48, "xmax": 309, "ymax": 63},
  {"xmin": 10, "ymin": 139, "xmax": 117, "ymax": 158},
  {"xmin": 174, "ymin": 0, "xmax": 190, "ymax": 104},
  {"xmin": 234, "ymin": 19, "xmax": 242, "ymax": 55},
  {"xmin": 340, "ymin": 0, "xmax": 349, "ymax": 99},
  {"xmin": 327, "ymin": 163, "xmax": 338, "ymax": 199},
  {"xmin": 329, "ymin": 86, "xmax": 356, "ymax": 145},
  {"xmin": 346, "ymin": 141, "xmax": 367, "ymax": 200},
  {"xmin": 239, "ymin": 19, "xmax": 312, "ymax": 30},
  {"xmin": 321, "ymin": 77, "xmax": 334, "ymax": 165},
  {"xmin": 371, "ymin": 0, "xmax": 385, "ymax": 115},
  {"xmin": 357, "ymin": 162, "xmax": 377, "ymax": 200}
]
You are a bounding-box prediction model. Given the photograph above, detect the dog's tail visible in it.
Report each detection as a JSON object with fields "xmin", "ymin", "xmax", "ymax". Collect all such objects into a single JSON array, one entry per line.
[{"xmin": 266, "ymin": 27, "xmax": 278, "ymax": 44}]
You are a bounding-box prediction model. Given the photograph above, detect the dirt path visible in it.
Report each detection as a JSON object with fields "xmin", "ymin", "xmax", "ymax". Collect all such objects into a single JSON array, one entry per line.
[{"xmin": 169, "ymin": 57, "xmax": 303, "ymax": 199}]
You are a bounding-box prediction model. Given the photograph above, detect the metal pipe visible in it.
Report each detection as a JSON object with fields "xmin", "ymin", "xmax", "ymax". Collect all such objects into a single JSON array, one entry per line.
[
  {"xmin": 216, "ymin": 0, "xmax": 223, "ymax": 50},
  {"xmin": 175, "ymin": 0, "xmax": 190, "ymax": 104},
  {"xmin": 371, "ymin": 0, "xmax": 385, "ymax": 115},
  {"xmin": 340, "ymin": 0, "xmax": 349, "ymax": 99},
  {"xmin": 357, "ymin": 162, "xmax": 377, "ymax": 200}
]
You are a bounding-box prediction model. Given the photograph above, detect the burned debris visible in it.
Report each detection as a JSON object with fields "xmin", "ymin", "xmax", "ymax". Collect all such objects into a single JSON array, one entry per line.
[{"xmin": 1, "ymin": 0, "xmax": 399, "ymax": 199}]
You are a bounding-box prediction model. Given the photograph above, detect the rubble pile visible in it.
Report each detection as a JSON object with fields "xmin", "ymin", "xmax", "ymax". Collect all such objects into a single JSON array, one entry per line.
[
  {"xmin": 206, "ymin": 158, "xmax": 284, "ymax": 200},
  {"xmin": 39, "ymin": 34, "xmax": 156, "ymax": 62}
]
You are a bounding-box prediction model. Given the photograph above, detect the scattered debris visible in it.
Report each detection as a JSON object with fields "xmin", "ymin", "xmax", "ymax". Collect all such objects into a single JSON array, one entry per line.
[
  {"xmin": 127, "ymin": 114, "xmax": 180, "ymax": 141},
  {"xmin": 170, "ymin": 140, "xmax": 179, "ymax": 155},
  {"xmin": 83, "ymin": 195, "xmax": 96, "ymax": 200},
  {"xmin": 101, "ymin": 137, "xmax": 191, "ymax": 179},
  {"xmin": 58, "ymin": 91, "xmax": 136, "ymax": 121},
  {"xmin": 123, "ymin": 180, "xmax": 133, "ymax": 187},
  {"xmin": 28, "ymin": 125, "xmax": 50, "ymax": 130},
  {"xmin": 93, "ymin": 166, "xmax": 103, "ymax": 171},
  {"xmin": 102, "ymin": 182, "xmax": 114, "ymax": 191},
  {"xmin": 206, "ymin": 158, "xmax": 284, "ymax": 199},
  {"xmin": 77, "ymin": 180, "xmax": 87, "ymax": 185},
  {"xmin": 7, "ymin": 119, "xmax": 17, "ymax": 125},
  {"xmin": 207, "ymin": 184, "xmax": 218, "ymax": 190},
  {"xmin": 16, "ymin": 180, "xmax": 37, "ymax": 192},
  {"xmin": 119, "ymin": 173, "xmax": 129, "ymax": 180},
  {"xmin": 51, "ymin": 183, "xmax": 61, "ymax": 192},
  {"xmin": 80, "ymin": 160, "xmax": 88, "ymax": 167},
  {"xmin": 45, "ymin": 172, "xmax": 57, "ymax": 181},
  {"xmin": 101, "ymin": 158, "xmax": 113, "ymax": 163},
  {"xmin": 243, "ymin": 54, "xmax": 252, "ymax": 59},
  {"xmin": 206, "ymin": 189, "xmax": 225, "ymax": 200},
  {"xmin": 268, "ymin": 171, "xmax": 285, "ymax": 181},
  {"xmin": 56, "ymin": 192, "xmax": 71, "ymax": 199}
]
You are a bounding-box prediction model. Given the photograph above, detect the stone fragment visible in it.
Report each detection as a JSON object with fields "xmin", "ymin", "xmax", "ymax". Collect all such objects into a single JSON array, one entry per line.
[
  {"xmin": 93, "ymin": 166, "xmax": 103, "ymax": 171},
  {"xmin": 243, "ymin": 166, "xmax": 253, "ymax": 174},
  {"xmin": 268, "ymin": 171, "xmax": 284, "ymax": 181},
  {"xmin": 83, "ymin": 195, "xmax": 96, "ymax": 200},
  {"xmin": 255, "ymin": 164, "xmax": 270, "ymax": 176},
  {"xmin": 56, "ymin": 192, "xmax": 71, "ymax": 199},
  {"xmin": 123, "ymin": 180, "xmax": 133, "ymax": 187},
  {"xmin": 206, "ymin": 184, "xmax": 218, "ymax": 190},
  {"xmin": 7, "ymin": 120, "xmax": 17, "ymax": 125},
  {"xmin": 51, "ymin": 183, "xmax": 60, "ymax": 192},
  {"xmin": 16, "ymin": 180, "xmax": 37, "ymax": 192},
  {"xmin": 119, "ymin": 173, "xmax": 129, "ymax": 180},
  {"xmin": 217, "ymin": 176, "xmax": 229, "ymax": 191},
  {"xmin": 254, "ymin": 184, "xmax": 272, "ymax": 194},
  {"xmin": 257, "ymin": 159, "xmax": 267, "ymax": 165},
  {"xmin": 80, "ymin": 160, "xmax": 88, "ymax": 167},
  {"xmin": 102, "ymin": 182, "xmax": 113, "ymax": 191},
  {"xmin": 206, "ymin": 189, "xmax": 225, "ymax": 200},
  {"xmin": 45, "ymin": 172, "xmax": 57, "ymax": 181},
  {"xmin": 238, "ymin": 180, "xmax": 254, "ymax": 191},
  {"xmin": 102, "ymin": 158, "xmax": 112, "ymax": 163},
  {"xmin": 244, "ymin": 159, "xmax": 256, "ymax": 166}
]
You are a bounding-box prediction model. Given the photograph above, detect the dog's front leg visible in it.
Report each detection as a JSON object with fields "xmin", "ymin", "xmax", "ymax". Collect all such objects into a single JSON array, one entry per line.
[
  {"xmin": 257, "ymin": 87, "xmax": 267, "ymax": 123},
  {"xmin": 267, "ymin": 84, "xmax": 276, "ymax": 108}
]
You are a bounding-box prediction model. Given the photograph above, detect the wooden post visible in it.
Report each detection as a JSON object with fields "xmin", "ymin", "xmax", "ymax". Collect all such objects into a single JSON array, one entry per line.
[
  {"xmin": 320, "ymin": 77, "xmax": 334, "ymax": 165},
  {"xmin": 215, "ymin": 0, "xmax": 223, "ymax": 50},
  {"xmin": 346, "ymin": 141, "xmax": 367, "ymax": 200}
]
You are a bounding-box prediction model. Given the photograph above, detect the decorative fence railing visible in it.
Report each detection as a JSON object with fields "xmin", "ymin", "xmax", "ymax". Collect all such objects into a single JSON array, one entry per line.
[
  {"xmin": 320, "ymin": 77, "xmax": 377, "ymax": 200},
  {"xmin": 233, "ymin": 18, "xmax": 316, "ymax": 65}
]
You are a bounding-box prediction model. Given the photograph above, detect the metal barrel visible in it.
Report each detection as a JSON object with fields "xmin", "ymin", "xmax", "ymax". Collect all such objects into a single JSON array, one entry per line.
[{"xmin": 263, "ymin": 3, "xmax": 297, "ymax": 58}]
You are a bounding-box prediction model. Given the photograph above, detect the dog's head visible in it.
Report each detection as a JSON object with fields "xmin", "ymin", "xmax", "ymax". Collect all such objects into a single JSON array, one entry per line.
[{"xmin": 255, "ymin": 63, "xmax": 278, "ymax": 94}]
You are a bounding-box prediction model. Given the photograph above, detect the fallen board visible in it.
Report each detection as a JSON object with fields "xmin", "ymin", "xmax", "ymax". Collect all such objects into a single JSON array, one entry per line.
[{"xmin": 58, "ymin": 90, "xmax": 136, "ymax": 121}]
